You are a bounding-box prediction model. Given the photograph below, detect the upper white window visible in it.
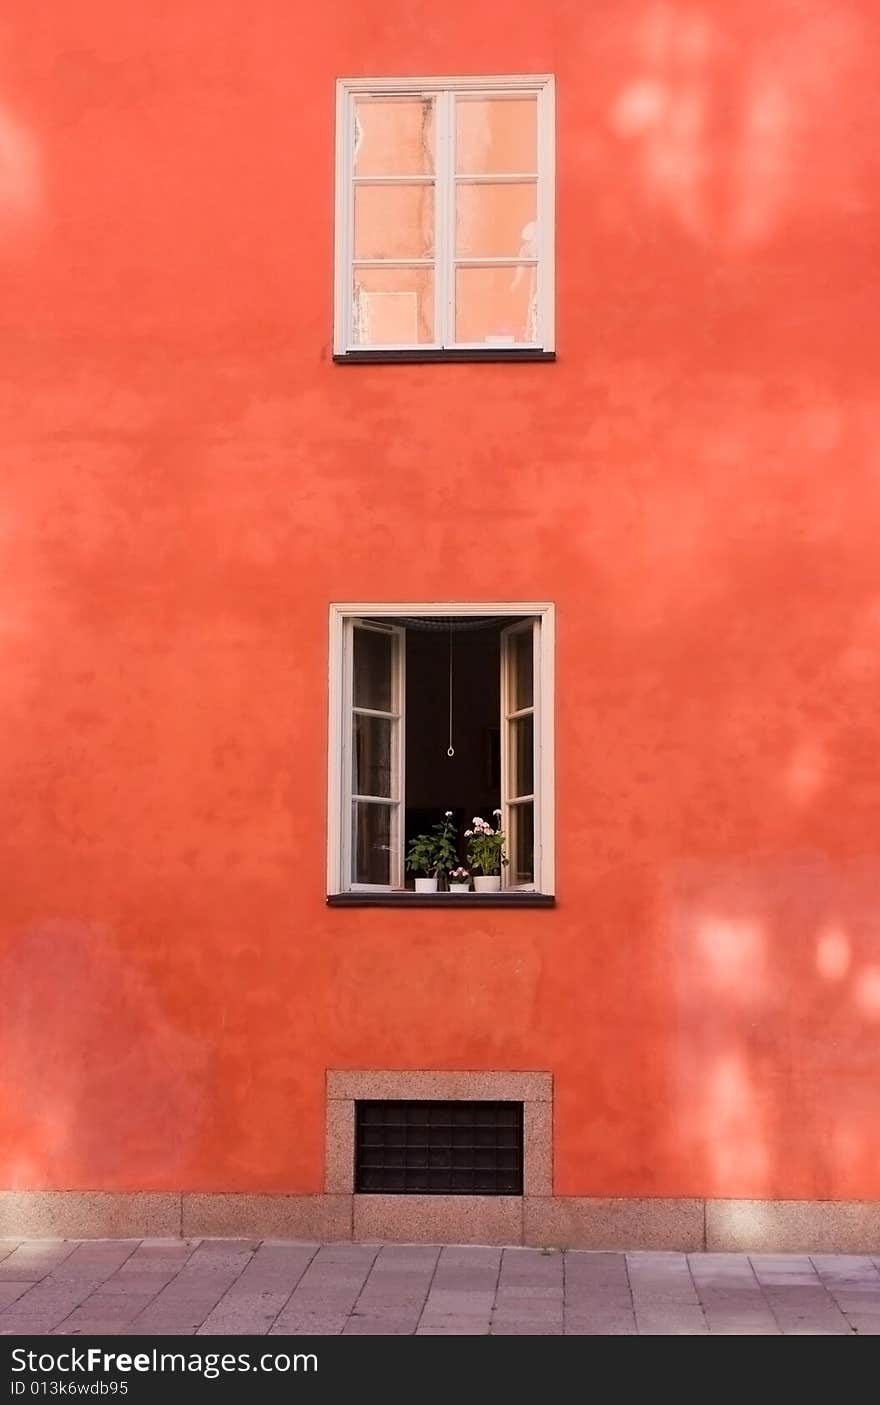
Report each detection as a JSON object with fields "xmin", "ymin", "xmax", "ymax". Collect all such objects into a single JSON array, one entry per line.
[{"xmin": 334, "ymin": 76, "xmax": 555, "ymax": 356}]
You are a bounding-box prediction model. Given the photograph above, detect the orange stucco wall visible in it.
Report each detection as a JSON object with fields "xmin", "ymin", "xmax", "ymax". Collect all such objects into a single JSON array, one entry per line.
[{"xmin": 2, "ymin": 1, "xmax": 880, "ymax": 1202}]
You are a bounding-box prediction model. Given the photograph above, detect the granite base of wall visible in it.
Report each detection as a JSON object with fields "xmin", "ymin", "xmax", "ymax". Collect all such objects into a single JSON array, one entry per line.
[{"xmin": 3, "ymin": 1193, "xmax": 880, "ymax": 1253}]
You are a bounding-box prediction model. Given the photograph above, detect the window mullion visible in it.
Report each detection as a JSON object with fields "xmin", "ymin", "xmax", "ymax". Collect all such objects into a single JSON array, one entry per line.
[
  {"xmin": 392, "ymin": 626, "xmax": 406, "ymax": 888},
  {"xmin": 345, "ymin": 89, "xmax": 357, "ymax": 351},
  {"xmin": 531, "ymin": 618, "xmax": 542, "ymax": 886},
  {"xmin": 438, "ymin": 89, "xmax": 455, "ymax": 348},
  {"xmin": 341, "ymin": 617, "xmax": 355, "ymax": 889},
  {"xmin": 537, "ymin": 78, "xmax": 554, "ymax": 351}
]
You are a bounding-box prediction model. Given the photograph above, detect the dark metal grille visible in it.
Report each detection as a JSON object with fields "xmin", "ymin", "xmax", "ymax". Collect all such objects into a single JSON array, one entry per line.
[{"xmin": 355, "ymin": 1100, "xmax": 524, "ymax": 1195}]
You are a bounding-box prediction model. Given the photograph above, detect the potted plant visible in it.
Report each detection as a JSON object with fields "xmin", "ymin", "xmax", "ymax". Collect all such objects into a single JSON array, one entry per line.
[
  {"xmin": 448, "ymin": 866, "xmax": 471, "ymax": 893},
  {"xmin": 405, "ymin": 811, "xmax": 459, "ymax": 893},
  {"xmin": 464, "ymin": 811, "xmax": 507, "ymax": 892}
]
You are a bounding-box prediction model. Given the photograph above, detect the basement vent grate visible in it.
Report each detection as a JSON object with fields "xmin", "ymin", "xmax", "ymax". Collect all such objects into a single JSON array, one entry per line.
[{"xmin": 355, "ymin": 1099, "xmax": 524, "ymax": 1195}]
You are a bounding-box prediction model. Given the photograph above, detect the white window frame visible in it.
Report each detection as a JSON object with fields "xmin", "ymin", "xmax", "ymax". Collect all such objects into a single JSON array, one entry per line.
[
  {"xmin": 344, "ymin": 619, "xmax": 406, "ymax": 891},
  {"xmin": 334, "ymin": 75, "xmax": 556, "ymax": 355},
  {"xmin": 327, "ymin": 602, "xmax": 555, "ymax": 895},
  {"xmin": 500, "ymin": 618, "xmax": 540, "ymax": 891}
]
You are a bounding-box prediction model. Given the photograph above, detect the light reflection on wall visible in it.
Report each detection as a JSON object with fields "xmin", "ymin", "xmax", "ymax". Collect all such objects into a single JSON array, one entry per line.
[
  {"xmin": 705, "ymin": 1052, "xmax": 769, "ymax": 1185},
  {"xmin": 610, "ymin": 1, "xmax": 865, "ymax": 249},
  {"xmin": 815, "ymin": 923, "xmax": 851, "ymax": 981},
  {"xmin": 0, "ymin": 106, "xmax": 41, "ymax": 233},
  {"xmin": 854, "ymin": 966, "xmax": 880, "ymax": 1019},
  {"xmin": 666, "ymin": 857, "xmax": 880, "ymax": 1197},
  {"xmin": 695, "ymin": 916, "xmax": 768, "ymax": 997}
]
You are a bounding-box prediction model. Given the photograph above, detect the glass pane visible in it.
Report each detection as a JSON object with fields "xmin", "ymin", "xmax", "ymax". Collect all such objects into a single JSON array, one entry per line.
[
  {"xmin": 353, "ymin": 714, "xmax": 393, "ymax": 797},
  {"xmin": 509, "ymin": 714, "xmax": 534, "ymax": 798},
  {"xmin": 508, "ymin": 802, "xmax": 534, "ymax": 886},
  {"xmin": 353, "ymin": 627, "xmax": 392, "ymax": 711},
  {"xmin": 354, "ymin": 184, "xmax": 434, "ymax": 260},
  {"xmin": 455, "ymin": 264, "xmax": 536, "ymax": 344},
  {"xmin": 456, "ymin": 183, "xmax": 536, "ymax": 258},
  {"xmin": 352, "ymin": 801, "xmax": 392, "ymax": 885},
  {"xmin": 353, "ymin": 267, "xmax": 434, "ymax": 345},
  {"xmin": 456, "ymin": 95, "xmax": 537, "ymax": 174},
  {"xmin": 355, "ymin": 97, "xmax": 435, "ymax": 176},
  {"xmin": 509, "ymin": 629, "xmax": 533, "ymax": 711}
]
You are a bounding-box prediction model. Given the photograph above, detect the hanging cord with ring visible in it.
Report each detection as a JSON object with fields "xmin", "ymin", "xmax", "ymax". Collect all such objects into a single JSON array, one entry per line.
[{"xmin": 447, "ymin": 623, "xmax": 455, "ymax": 757}]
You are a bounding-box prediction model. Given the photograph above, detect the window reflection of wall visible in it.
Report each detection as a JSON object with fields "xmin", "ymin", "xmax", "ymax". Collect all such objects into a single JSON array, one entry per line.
[
  {"xmin": 353, "ymin": 96, "xmax": 435, "ymax": 345},
  {"xmin": 350, "ymin": 88, "xmax": 541, "ymax": 345},
  {"xmin": 455, "ymin": 95, "xmax": 538, "ymax": 343}
]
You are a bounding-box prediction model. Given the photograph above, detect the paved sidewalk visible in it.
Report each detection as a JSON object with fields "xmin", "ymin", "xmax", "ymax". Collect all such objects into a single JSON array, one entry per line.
[{"xmin": 1, "ymin": 1240, "xmax": 879, "ymax": 1335}]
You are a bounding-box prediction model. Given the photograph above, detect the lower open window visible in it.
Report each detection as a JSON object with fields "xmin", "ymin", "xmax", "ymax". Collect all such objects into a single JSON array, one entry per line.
[{"xmin": 327, "ymin": 603, "xmax": 554, "ymax": 895}]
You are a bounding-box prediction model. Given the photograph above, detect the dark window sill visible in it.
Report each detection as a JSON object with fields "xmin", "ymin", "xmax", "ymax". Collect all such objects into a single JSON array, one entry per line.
[
  {"xmin": 327, "ymin": 892, "xmax": 555, "ymax": 908},
  {"xmin": 333, "ymin": 349, "xmax": 556, "ymax": 365}
]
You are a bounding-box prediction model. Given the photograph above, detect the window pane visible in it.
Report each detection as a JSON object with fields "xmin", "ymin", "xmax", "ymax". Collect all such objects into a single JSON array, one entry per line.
[
  {"xmin": 353, "ymin": 801, "xmax": 392, "ymax": 885},
  {"xmin": 456, "ymin": 183, "xmax": 536, "ymax": 259},
  {"xmin": 508, "ymin": 802, "xmax": 534, "ymax": 886},
  {"xmin": 353, "ymin": 267, "xmax": 434, "ymax": 345},
  {"xmin": 455, "ymin": 265, "xmax": 536, "ymax": 344},
  {"xmin": 509, "ymin": 629, "xmax": 533, "ymax": 711},
  {"xmin": 353, "ymin": 714, "xmax": 393, "ymax": 797},
  {"xmin": 354, "ymin": 97, "xmax": 435, "ymax": 176},
  {"xmin": 509, "ymin": 714, "xmax": 534, "ymax": 798},
  {"xmin": 456, "ymin": 95, "xmax": 537, "ymax": 174},
  {"xmin": 354, "ymin": 184, "xmax": 434, "ymax": 260},
  {"xmin": 353, "ymin": 627, "xmax": 393, "ymax": 711}
]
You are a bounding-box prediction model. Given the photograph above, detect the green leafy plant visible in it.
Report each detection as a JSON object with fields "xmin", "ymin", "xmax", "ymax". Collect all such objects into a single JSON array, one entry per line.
[
  {"xmin": 405, "ymin": 811, "xmax": 459, "ymax": 878},
  {"xmin": 464, "ymin": 811, "xmax": 508, "ymax": 876}
]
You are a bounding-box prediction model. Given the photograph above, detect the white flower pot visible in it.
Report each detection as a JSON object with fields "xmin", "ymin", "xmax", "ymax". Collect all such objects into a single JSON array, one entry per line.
[
  {"xmin": 414, "ymin": 876, "xmax": 439, "ymax": 893},
  {"xmin": 473, "ymin": 875, "xmax": 501, "ymax": 893},
  {"xmin": 448, "ymin": 882, "xmax": 471, "ymax": 893}
]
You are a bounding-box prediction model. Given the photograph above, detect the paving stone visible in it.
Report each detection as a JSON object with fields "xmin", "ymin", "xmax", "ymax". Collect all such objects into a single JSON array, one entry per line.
[
  {"xmin": 498, "ymin": 1247, "xmax": 563, "ymax": 1286},
  {"xmin": 0, "ymin": 1283, "xmax": 31, "ymax": 1309},
  {"xmin": 53, "ymin": 1323, "xmax": 130, "ymax": 1336},
  {"xmin": 0, "ymin": 1241, "xmax": 77, "ymax": 1280},
  {"xmin": 564, "ymin": 1320, "xmax": 636, "ymax": 1334},
  {"xmin": 491, "ymin": 1322, "xmax": 563, "ymax": 1335},
  {"xmin": 748, "ymin": 1256, "xmax": 849, "ymax": 1334},
  {"xmin": 353, "ymin": 1244, "xmax": 439, "ymax": 1320},
  {"xmin": 420, "ymin": 1288, "xmax": 495, "ymax": 1311},
  {"xmin": 705, "ymin": 1320, "xmax": 781, "ymax": 1331},
  {"xmin": 195, "ymin": 1241, "xmax": 318, "ymax": 1334},
  {"xmin": 417, "ymin": 1326, "xmax": 490, "ymax": 1335},
  {"xmin": 811, "ymin": 1253, "xmax": 880, "ymax": 1277},
  {"xmin": 342, "ymin": 1316, "xmax": 418, "ymax": 1334},
  {"xmin": 268, "ymin": 1311, "xmax": 350, "ymax": 1335},
  {"xmin": 705, "ymin": 1319, "xmax": 781, "ymax": 1334},
  {"xmin": 564, "ymin": 1310, "xmax": 637, "ymax": 1335},
  {"xmin": 844, "ymin": 1315, "xmax": 880, "ymax": 1335},
  {"xmin": 126, "ymin": 1325, "xmax": 198, "ymax": 1336},
  {"xmin": 821, "ymin": 1291, "xmax": 880, "ymax": 1313},
  {"xmin": 270, "ymin": 1245, "xmax": 379, "ymax": 1333},
  {"xmin": 197, "ymin": 1293, "xmax": 287, "ymax": 1335}
]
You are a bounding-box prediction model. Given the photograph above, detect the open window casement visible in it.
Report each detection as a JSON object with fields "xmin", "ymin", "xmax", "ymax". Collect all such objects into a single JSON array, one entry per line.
[
  {"xmin": 331, "ymin": 604, "xmax": 554, "ymax": 896},
  {"xmin": 500, "ymin": 619, "xmax": 539, "ymax": 890},
  {"xmin": 343, "ymin": 619, "xmax": 406, "ymax": 889}
]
